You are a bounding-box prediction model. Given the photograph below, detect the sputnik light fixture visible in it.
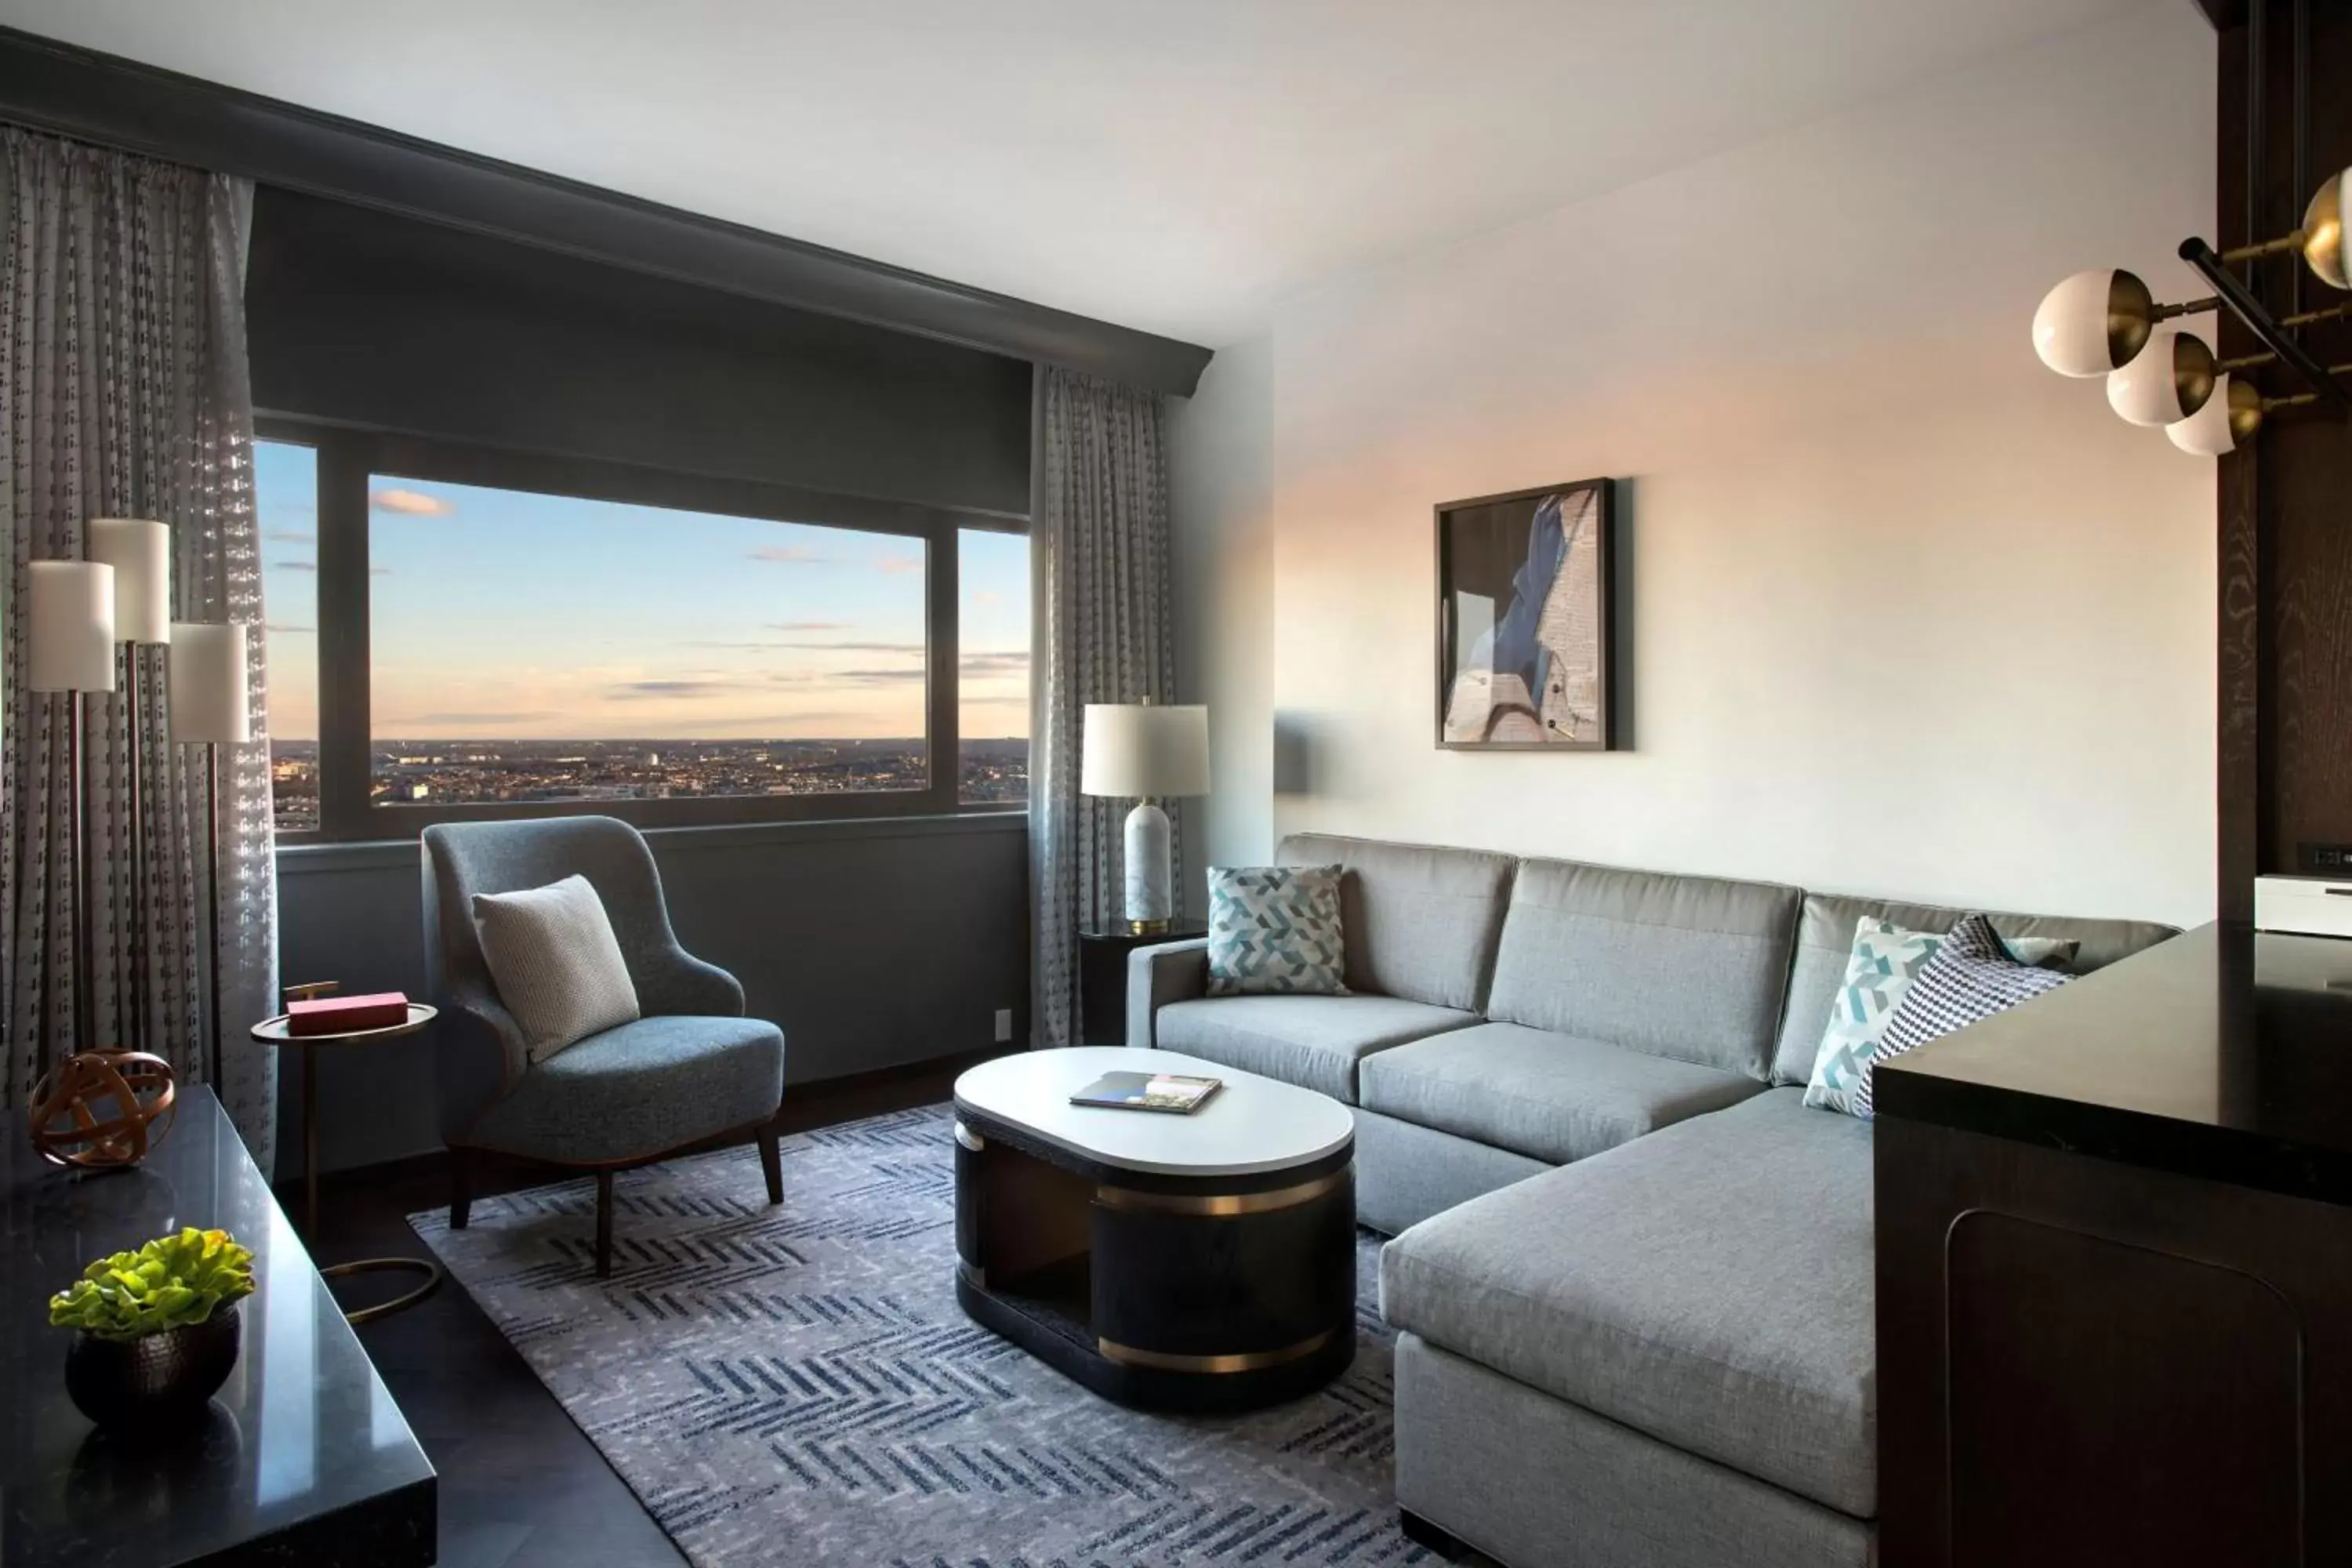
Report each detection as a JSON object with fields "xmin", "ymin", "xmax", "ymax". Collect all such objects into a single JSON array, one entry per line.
[{"xmin": 2031, "ymin": 0, "xmax": 2348, "ymax": 458}]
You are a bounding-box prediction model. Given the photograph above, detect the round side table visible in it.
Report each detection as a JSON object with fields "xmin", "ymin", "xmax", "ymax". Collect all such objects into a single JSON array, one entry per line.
[{"xmin": 250, "ymin": 1003, "xmax": 444, "ymax": 1326}]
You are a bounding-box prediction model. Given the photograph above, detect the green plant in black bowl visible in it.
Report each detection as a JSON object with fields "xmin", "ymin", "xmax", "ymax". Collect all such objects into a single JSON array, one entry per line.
[{"xmin": 50, "ymin": 1227, "xmax": 256, "ymax": 1428}]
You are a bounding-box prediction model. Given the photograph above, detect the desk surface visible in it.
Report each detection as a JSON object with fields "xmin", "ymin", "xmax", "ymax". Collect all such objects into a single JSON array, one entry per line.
[
  {"xmin": 1, "ymin": 1086, "xmax": 434, "ymax": 1567},
  {"xmin": 1876, "ymin": 921, "xmax": 2352, "ymax": 1207}
]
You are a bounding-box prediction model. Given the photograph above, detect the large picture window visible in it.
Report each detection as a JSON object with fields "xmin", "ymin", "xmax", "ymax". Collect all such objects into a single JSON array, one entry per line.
[{"xmin": 260, "ymin": 425, "xmax": 1027, "ymax": 839}]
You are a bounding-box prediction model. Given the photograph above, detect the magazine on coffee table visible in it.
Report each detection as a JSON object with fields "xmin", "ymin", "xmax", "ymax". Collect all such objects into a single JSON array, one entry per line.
[{"xmin": 1069, "ymin": 1071, "xmax": 1224, "ymax": 1114}]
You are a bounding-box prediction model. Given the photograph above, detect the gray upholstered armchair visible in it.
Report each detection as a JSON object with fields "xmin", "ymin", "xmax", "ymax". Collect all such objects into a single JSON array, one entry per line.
[{"xmin": 421, "ymin": 815, "xmax": 786, "ymax": 1276}]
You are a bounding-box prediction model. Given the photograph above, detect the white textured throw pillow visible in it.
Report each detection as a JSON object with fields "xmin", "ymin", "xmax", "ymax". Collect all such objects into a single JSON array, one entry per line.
[{"xmin": 472, "ymin": 874, "xmax": 641, "ymax": 1063}]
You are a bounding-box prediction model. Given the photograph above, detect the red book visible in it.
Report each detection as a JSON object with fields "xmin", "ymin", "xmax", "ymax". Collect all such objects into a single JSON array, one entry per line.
[{"xmin": 287, "ymin": 992, "xmax": 410, "ymax": 1036}]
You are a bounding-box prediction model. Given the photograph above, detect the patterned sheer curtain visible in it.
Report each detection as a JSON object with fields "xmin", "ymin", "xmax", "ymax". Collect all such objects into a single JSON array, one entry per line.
[
  {"xmin": 1029, "ymin": 365, "xmax": 1179, "ymax": 1048},
  {"xmin": 1, "ymin": 127, "xmax": 281, "ymax": 1171}
]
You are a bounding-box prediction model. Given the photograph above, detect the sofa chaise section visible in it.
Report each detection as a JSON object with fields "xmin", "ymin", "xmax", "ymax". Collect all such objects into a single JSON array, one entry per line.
[{"xmin": 1382, "ymin": 1091, "xmax": 1878, "ymax": 1537}]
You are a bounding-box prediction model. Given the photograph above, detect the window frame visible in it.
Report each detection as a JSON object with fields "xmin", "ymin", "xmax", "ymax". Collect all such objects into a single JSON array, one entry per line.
[{"xmin": 256, "ymin": 418, "xmax": 1028, "ymax": 842}]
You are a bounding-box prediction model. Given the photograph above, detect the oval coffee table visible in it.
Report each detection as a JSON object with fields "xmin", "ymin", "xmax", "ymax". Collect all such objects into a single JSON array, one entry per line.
[{"xmin": 953, "ymin": 1046, "xmax": 1356, "ymax": 1411}]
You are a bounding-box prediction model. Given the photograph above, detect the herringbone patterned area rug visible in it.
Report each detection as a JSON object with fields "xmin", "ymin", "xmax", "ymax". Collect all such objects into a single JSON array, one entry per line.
[{"xmin": 412, "ymin": 1105, "xmax": 1432, "ymax": 1566}]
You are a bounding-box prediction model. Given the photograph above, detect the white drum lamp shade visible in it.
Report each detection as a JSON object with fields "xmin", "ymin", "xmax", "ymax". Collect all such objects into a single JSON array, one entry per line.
[
  {"xmin": 169, "ymin": 622, "xmax": 251, "ymax": 744},
  {"xmin": 2106, "ymin": 328, "xmax": 2216, "ymax": 426},
  {"xmin": 88, "ymin": 518, "xmax": 172, "ymax": 645},
  {"xmin": 1081, "ymin": 702, "xmax": 1210, "ymax": 933},
  {"xmin": 26, "ymin": 561, "xmax": 117, "ymax": 692},
  {"xmin": 2033, "ymin": 269, "xmax": 2154, "ymax": 377},
  {"xmin": 1080, "ymin": 703, "xmax": 1210, "ymax": 800}
]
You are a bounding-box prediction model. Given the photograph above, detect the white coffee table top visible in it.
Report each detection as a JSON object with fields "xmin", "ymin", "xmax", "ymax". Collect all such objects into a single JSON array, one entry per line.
[{"xmin": 953, "ymin": 1047, "xmax": 1355, "ymax": 1178}]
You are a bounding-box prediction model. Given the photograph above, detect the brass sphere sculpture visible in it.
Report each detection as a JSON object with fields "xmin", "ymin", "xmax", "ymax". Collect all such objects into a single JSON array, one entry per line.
[{"xmin": 27, "ymin": 1050, "xmax": 178, "ymax": 1171}]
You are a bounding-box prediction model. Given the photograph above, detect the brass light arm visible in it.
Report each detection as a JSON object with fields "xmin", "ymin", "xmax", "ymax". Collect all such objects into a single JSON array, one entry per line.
[{"xmin": 2219, "ymin": 230, "xmax": 2308, "ymax": 265}]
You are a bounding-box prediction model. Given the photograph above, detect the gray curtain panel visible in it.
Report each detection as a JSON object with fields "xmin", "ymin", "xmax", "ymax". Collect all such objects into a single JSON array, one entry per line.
[
  {"xmin": 1028, "ymin": 365, "xmax": 1180, "ymax": 1048},
  {"xmin": 1, "ymin": 128, "xmax": 281, "ymax": 1171}
]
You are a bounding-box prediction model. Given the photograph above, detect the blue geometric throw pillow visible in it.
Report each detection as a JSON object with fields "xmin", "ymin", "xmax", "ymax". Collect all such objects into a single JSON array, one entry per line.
[
  {"xmin": 1850, "ymin": 913, "xmax": 2071, "ymax": 1119},
  {"xmin": 1206, "ymin": 865, "xmax": 1349, "ymax": 997}
]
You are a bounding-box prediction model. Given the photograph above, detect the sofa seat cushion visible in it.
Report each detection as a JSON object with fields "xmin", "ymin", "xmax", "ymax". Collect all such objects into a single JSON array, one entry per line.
[
  {"xmin": 469, "ymin": 1014, "xmax": 785, "ymax": 1163},
  {"xmin": 1154, "ymin": 994, "xmax": 1479, "ymax": 1104},
  {"xmin": 1359, "ymin": 1022, "xmax": 1766, "ymax": 1164},
  {"xmin": 1380, "ymin": 1089, "xmax": 1876, "ymax": 1518}
]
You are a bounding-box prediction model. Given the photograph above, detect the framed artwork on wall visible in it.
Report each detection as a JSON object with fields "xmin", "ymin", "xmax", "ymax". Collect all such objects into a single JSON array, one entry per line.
[{"xmin": 1435, "ymin": 477, "xmax": 1617, "ymax": 750}]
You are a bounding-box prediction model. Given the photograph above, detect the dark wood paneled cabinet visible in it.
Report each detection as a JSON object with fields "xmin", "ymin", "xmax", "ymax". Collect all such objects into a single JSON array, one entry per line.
[{"xmin": 1876, "ymin": 926, "xmax": 2352, "ymax": 1567}]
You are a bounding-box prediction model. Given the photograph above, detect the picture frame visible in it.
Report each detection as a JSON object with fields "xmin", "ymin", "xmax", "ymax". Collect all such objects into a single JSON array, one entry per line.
[{"xmin": 1434, "ymin": 477, "xmax": 1617, "ymax": 750}]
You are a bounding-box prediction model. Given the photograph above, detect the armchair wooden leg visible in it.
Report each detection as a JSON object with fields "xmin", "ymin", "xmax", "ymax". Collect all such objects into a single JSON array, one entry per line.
[
  {"xmin": 594, "ymin": 1168, "xmax": 615, "ymax": 1278},
  {"xmin": 757, "ymin": 1124, "xmax": 782, "ymax": 1207},
  {"xmin": 449, "ymin": 1146, "xmax": 475, "ymax": 1230}
]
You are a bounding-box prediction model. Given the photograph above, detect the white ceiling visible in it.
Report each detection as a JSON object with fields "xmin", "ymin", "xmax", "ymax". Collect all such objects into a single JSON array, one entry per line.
[{"xmin": 2, "ymin": 0, "xmax": 2151, "ymax": 347}]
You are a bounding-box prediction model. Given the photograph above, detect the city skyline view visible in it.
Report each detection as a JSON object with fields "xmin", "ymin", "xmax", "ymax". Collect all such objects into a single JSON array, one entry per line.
[{"xmin": 254, "ymin": 440, "xmax": 1031, "ymax": 746}]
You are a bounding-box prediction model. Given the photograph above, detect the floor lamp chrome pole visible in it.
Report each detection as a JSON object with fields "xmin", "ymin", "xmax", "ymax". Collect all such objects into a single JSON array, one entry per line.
[
  {"xmin": 91, "ymin": 520, "xmax": 172, "ymax": 1058},
  {"xmin": 170, "ymin": 621, "xmax": 250, "ymax": 1093},
  {"xmin": 26, "ymin": 560, "xmax": 119, "ymax": 1058}
]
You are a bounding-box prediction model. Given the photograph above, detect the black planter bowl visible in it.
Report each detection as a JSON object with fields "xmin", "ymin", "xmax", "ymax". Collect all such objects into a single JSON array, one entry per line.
[{"xmin": 64, "ymin": 1303, "xmax": 242, "ymax": 1430}]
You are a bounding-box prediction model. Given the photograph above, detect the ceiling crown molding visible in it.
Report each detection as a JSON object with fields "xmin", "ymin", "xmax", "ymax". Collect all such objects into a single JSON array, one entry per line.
[{"xmin": 0, "ymin": 25, "xmax": 1212, "ymax": 397}]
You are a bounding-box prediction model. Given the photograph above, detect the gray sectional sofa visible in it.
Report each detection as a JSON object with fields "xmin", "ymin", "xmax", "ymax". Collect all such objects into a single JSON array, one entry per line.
[{"xmin": 1130, "ymin": 832, "xmax": 2173, "ymax": 1568}]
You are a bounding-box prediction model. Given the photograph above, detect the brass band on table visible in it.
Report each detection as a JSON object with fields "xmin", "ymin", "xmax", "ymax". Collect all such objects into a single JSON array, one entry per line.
[
  {"xmin": 1095, "ymin": 1328, "xmax": 1336, "ymax": 1375},
  {"xmin": 1092, "ymin": 1168, "xmax": 1345, "ymax": 1218}
]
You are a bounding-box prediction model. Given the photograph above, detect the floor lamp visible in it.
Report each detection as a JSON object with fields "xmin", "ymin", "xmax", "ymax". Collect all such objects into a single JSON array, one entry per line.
[
  {"xmin": 169, "ymin": 621, "xmax": 249, "ymax": 1094},
  {"xmin": 26, "ymin": 559, "xmax": 118, "ymax": 1055},
  {"xmin": 89, "ymin": 519, "xmax": 172, "ymax": 1055}
]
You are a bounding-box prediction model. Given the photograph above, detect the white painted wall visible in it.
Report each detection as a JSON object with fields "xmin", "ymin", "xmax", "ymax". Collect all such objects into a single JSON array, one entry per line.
[
  {"xmin": 1173, "ymin": 3, "xmax": 2218, "ymax": 927},
  {"xmin": 1171, "ymin": 336, "xmax": 1276, "ymax": 909}
]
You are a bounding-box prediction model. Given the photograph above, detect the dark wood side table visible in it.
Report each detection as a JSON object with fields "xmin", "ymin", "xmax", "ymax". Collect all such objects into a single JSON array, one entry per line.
[
  {"xmin": 251, "ymin": 1000, "xmax": 444, "ymax": 1325},
  {"xmin": 1079, "ymin": 923, "xmax": 1207, "ymax": 1047}
]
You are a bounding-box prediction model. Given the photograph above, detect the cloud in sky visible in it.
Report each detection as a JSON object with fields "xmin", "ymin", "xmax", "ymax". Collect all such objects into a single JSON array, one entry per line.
[
  {"xmin": 274, "ymin": 560, "xmax": 317, "ymax": 573},
  {"xmin": 833, "ymin": 668, "xmax": 927, "ymax": 685},
  {"xmin": 771, "ymin": 620, "xmax": 851, "ymax": 632},
  {"xmin": 608, "ymin": 679, "xmax": 746, "ymax": 700},
  {"xmin": 874, "ymin": 554, "xmax": 922, "ymax": 575},
  {"xmin": 265, "ymin": 528, "xmax": 314, "ymax": 544},
  {"xmin": 750, "ymin": 545, "xmax": 829, "ymax": 564},
  {"xmin": 372, "ymin": 487, "xmax": 456, "ymax": 517},
  {"xmin": 973, "ymin": 589, "xmax": 1002, "ymax": 606},
  {"xmin": 960, "ymin": 651, "xmax": 1029, "ymax": 677},
  {"xmin": 266, "ymin": 623, "xmax": 316, "ymax": 635}
]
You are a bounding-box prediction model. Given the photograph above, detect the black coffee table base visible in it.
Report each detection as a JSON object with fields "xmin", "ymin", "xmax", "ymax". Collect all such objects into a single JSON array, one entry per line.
[{"xmin": 952, "ymin": 1107, "xmax": 1356, "ymax": 1413}]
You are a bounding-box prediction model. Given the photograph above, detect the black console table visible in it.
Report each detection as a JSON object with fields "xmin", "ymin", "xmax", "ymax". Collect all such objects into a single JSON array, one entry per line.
[
  {"xmin": 1875, "ymin": 922, "xmax": 2352, "ymax": 1568},
  {"xmin": 0, "ymin": 1085, "xmax": 435, "ymax": 1567}
]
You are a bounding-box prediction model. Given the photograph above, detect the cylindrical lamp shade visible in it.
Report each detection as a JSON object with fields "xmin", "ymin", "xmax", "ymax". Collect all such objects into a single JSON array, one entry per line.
[
  {"xmin": 168, "ymin": 622, "xmax": 251, "ymax": 743},
  {"xmin": 88, "ymin": 518, "xmax": 172, "ymax": 645},
  {"xmin": 2166, "ymin": 376, "xmax": 2264, "ymax": 456},
  {"xmin": 1080, "ymin": 703, "xmax": 1210, "ymax": 798},
  {"xmin": 2106, "ymin": 328, "xmax": 2216, "ymax": 426},
  {"xmin": 2306, "ymin": 168, "xmax": 2347, "ymax": 291},
  {"xmin": 2032, "ymin": 268, "xmax": 2154, "ymax": 376},
  {"xmin": 26, "ymin": 561, "xmax": 118, "ymax": 692}
]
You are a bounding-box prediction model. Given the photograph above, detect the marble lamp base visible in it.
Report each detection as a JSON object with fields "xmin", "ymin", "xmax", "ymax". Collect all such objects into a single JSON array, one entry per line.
[{"xmin": 1123, "ymin": 800, "xmax": 1174, "ymax": 935}]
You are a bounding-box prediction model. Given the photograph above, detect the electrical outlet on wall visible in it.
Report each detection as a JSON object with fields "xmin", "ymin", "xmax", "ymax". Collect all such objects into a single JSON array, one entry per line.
[{"xmin": 993, "ymin": 1009, "xmax": 1013, "ymax": 1044}]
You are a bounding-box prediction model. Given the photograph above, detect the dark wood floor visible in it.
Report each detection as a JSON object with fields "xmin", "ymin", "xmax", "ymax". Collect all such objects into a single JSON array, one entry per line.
[{"xmin": 289, "ymin": 1055, "xmax": 983, "ymax": 1568}]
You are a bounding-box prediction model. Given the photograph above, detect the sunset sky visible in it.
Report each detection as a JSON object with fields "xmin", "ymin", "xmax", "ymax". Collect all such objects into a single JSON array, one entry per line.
[{"xmin": 256, "ymin": 439, "xmax": 1029, "ymax": 743}]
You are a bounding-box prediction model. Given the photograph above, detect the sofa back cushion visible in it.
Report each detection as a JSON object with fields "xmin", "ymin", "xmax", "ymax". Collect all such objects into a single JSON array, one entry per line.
[
  {"xmin": 1486, "ymin": 858, "xmax": 1802, "ymax": 1078},
  {"xmin": 1276, "ymin": 833, "xmax": 1517, "ymax": 1011},
  {"xmin": 1769, "ymin": 891, "xmax": 2178, "ymax": 1085}
]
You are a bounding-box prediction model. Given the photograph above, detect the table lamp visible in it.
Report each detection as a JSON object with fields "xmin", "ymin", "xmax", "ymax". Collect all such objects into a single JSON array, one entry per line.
[{"xmin": 1080, "ymin": 700, "xmax": 1209, "ymax": 935}]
